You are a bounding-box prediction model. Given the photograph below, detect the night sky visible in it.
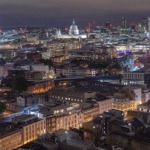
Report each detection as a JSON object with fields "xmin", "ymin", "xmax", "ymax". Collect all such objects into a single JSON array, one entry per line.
[{"xmin": 0, "ymin": 0, "xmax": 150, "ymax": 28}]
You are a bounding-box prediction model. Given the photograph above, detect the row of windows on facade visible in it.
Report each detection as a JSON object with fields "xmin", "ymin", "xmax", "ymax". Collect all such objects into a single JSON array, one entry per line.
[
  {"xmin": 47, "ymin": 114, "xmax": 82, "ymax": 123},
  {"xmin": 1, "ymin": 142, "xmax": 22, "ymax": 150},
  {"xmin": 25, "ymin": 129, "xmax": 45, "ymax": 137},
  {"xmin": 0, "ymin": 135, "xmax": 22, "ymax": 145},
  {"xmin": 25, "ymin": 122, "xmax": 45, "ymax": 130},
  {"xmin": 50, "ymin": 95, "xmax": 83, "ymax": 102},
  {"xmin": 138, "ymin": 108, "xmax": 150, "ymax": 113},
  {"xmin": 124, "ymin": 73, "xmax": 144, "ymax": 80}
]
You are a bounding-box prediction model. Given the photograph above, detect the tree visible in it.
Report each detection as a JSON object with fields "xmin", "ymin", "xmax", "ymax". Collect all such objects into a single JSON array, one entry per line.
[
  {"xmin": 0, "ymin": 102, "xmax": 6, "ymax": 114},
  {"xmin": 12, "ymin": 76, "xmax": 28, "ymax": 92}
]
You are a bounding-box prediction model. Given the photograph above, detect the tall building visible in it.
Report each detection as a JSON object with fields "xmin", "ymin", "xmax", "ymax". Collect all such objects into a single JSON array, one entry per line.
[
  {"xmin": 122, "ymin": 17, "xmax": 127, "ymax": 29},
  {"xmin": 148, "ymin": 17, "xmax": 150, "ymax": 32},
  {"xmin": 141, "ymin": 16, "xmax": 150, "ymax": 37},
  {"xmin": 105, "ymin": 22, "xmax": 112, "ymax": 29},
  {"xmin": 141, "ymin": 16, "xmax": 149, "ymax": 32}
]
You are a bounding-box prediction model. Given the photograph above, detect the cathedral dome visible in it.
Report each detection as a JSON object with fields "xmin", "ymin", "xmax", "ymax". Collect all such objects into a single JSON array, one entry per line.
[{"xmin": 69, "ymin": 20, "xmax": 79, "ymax": 35}]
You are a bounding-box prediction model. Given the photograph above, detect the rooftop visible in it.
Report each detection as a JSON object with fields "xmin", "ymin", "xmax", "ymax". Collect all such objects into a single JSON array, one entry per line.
[
  {"xmin": 12, "ymin": 114, "xmax": 42, "ymax": 127},
  {"xmin": 138, "ymin": 101, "xmax": 150, "ymax": 109},
  {"xmin": 0, "ymin": 122, "xmax": 21, "ymax": 138}
]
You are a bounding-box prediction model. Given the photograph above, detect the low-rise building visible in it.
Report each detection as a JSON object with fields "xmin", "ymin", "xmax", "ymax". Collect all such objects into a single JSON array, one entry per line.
[
  {"xmin": 27, "ymin": 79, "xmax": 55, "ymax": 93},
  {"xmin": 55, "ymin": 66, "xmax": 98, "ymax": 77},
  {"xmin": 86, "ymin": 96, "xmax": 113, "ymax": 114},
  {"xmin": 57, "ymin": 129, "xmax": 96, "ymax": 150},
  {"xmin": 127, "ymin": 110, "xmax": 150, "ymax": 126},
  {"xmin": 49, "ymin": 87, "xmax": 96, "ymax": 103},
  {"xmin": 0, "ymin": 122, "xmax": 23, "ymax": 150},
  {"xmin": 29, "ymin": 103, "xmax": 84, "ymax": 133},
  {"xmin": 113, "ymin": 98, "xmax": 137, "ymax": 116},
  {"xmin": 142, "ymin": 89, "xmax": 150, "ymax": 103},
  {"xmin": 12, "ymin": 114, "xmax": 46, "ymax": 144},
  {"xmin": 113, "ymin": 91, "xmax": 138, "ymax": 116},
  {"xmin": 46, "ymin": 104, "xmax": 83, "ymax": 133},
  {"xmin": 17, "ymin": 92, "xmax": 49, "ymax": 107},
  {"xmin": 82, "ymin": 109, "xmax": 124, "ymax": 145},
  {"xmin": 137, "ymin": 101, "xmax": 150, "ymax": 113},
  {"xmin": 81, "ymin": 102, "xmax": 99, "ymax": 123}
]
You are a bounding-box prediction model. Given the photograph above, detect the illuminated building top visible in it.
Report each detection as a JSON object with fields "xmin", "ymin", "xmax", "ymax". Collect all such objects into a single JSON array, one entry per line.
[{"xmin": 69, "ymin": 19, "xmax": 79, "ymax": 35}]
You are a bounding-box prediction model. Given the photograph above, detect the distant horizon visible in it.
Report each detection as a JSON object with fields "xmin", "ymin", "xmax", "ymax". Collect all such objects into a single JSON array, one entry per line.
[{"xmin": 0, "ymin": 15, "xmax": 149, "ymax": 29}]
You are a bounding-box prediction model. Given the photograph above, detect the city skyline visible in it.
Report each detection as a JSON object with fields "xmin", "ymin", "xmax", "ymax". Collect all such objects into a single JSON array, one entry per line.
[{"xmin": 0, "ymin": 0, "xmax": 150, "ymax": 28}]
